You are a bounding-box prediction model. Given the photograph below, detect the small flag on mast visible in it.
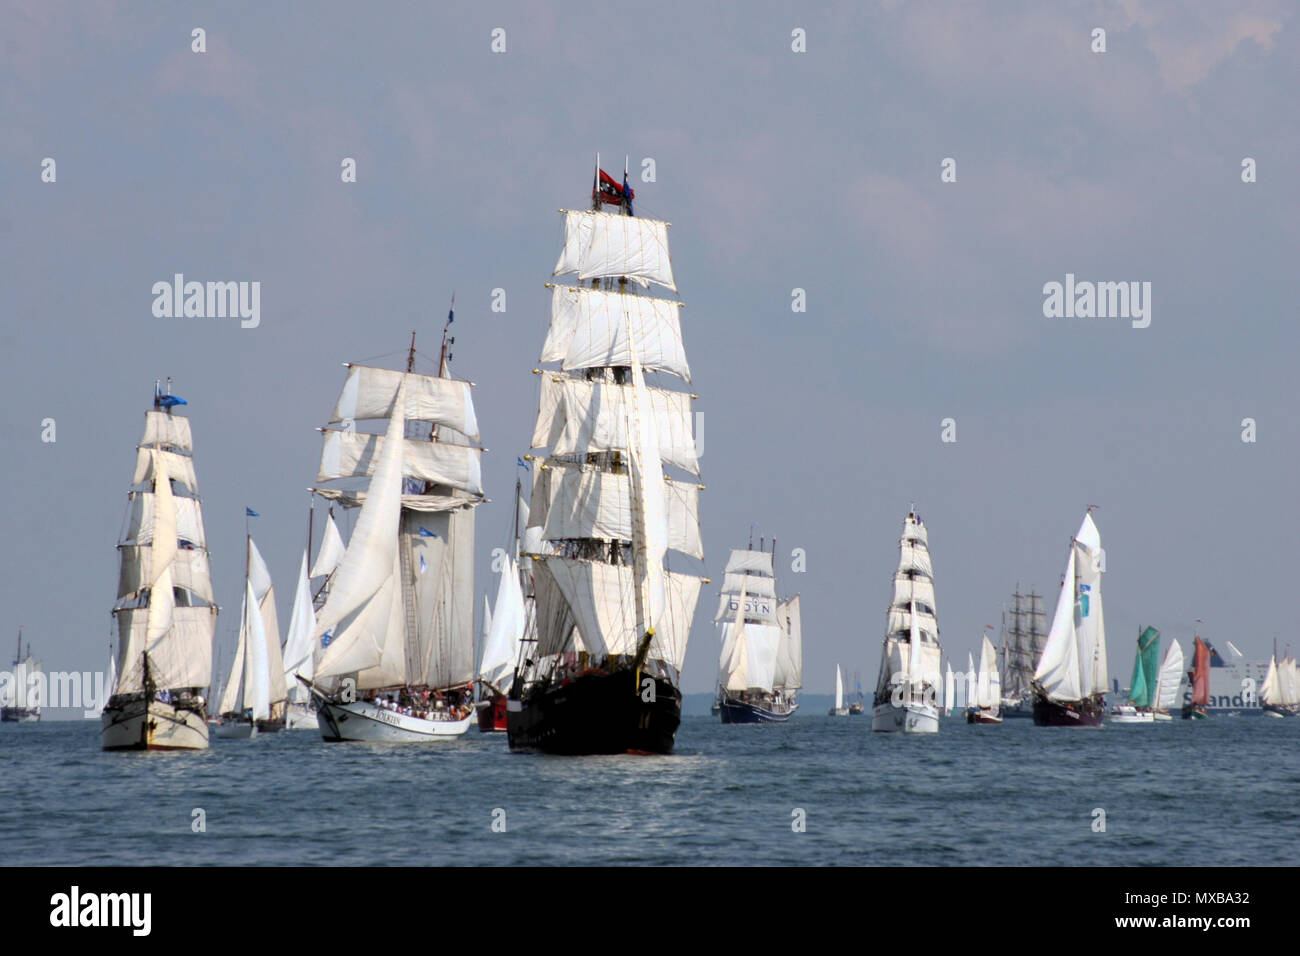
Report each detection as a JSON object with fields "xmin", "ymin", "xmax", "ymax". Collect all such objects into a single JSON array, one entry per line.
[
  {"xmin": 245, "ymin": 507, "xmax": 260, "ymax": 517},
  {"xmin": 517, "ymin": 457, "xmax": 530, "ymax": 470}
]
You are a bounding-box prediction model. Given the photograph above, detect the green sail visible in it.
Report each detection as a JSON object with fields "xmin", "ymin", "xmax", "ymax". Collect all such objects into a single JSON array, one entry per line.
[{"xmin": 1128, "ymin": 626, "xmax": 1160, "ymax": 707}]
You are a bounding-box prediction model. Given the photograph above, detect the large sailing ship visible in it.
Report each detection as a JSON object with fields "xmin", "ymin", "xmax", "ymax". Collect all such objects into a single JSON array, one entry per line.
[
  {"xmin": 1031, "ymin": 510, "xmax": 1107, "ymax": 727},
  {"xmin": 872, "ymin": 510, "xmax": 942, "ymax": 734},
  {"xmin": 214, "ymin": 535, "xmax": 287, "ymax": 737},
  {"xmin": 302, "ymin": 327, "xmax": 484, "ymax": 741},
  {"xmin": 714, "ymin": 542, "xmax": 802, "ymax": 723},
  {"xmin": 1109, "ymin": 626, "xmax": 1159, "ymax": 723},
  {"xmin": 1, "ymin": 630, "xmax": 41, "ymax": 722},
  {"xmin": 998, "ymin": 588, "xmax": 1046, "ymax": 718},
  {"xmin": 102, "ymin": 383, "xmax": 217, "ymax": 751},
  {"xmin": 507, "ymin": 160, "xmax": 704, "ymax": 755}
]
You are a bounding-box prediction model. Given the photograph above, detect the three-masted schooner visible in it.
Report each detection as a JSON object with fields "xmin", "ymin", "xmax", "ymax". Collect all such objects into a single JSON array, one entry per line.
[
  {"xmin": 102, "ymin": 384, "xmax": 217, "ymax": 751},
  {"xmin": 1031, "ymin": 510, "xmax": 1107, "ymax": 727},
  {"xmin": 872, "ymin": 510, "xmax": 942, "ymax": 734},
  {"xmin": 714, "ymin": 542, "xmax": 802, "ymax": 723},
  {"xmin": 1, "ymin": 630, "xmax": 41, "ymax": 722},
  {"xmin": 508, "ymin": 160, "xmax": 704, "ymax": 755},
  {"xmin": 213, "ymin": 535, "xmax": 287, "ymax": 737},
  {"xmin": 998, "ymin": 588, "xmax": 1046, "ymax": 718},
  {"xmin": 302, "ymin": 327, "xmax": 485, "ymax": 741}
]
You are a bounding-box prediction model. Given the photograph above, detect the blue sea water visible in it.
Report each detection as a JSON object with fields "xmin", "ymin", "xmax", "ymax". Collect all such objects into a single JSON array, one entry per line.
[{"xmin": 1, "ymin": 714, "xmax": 1295, "ymax": 866}]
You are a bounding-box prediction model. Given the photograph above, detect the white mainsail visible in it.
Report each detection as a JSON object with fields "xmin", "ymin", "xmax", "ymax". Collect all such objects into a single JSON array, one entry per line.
[
  {"xmin": 113, "ymin": 414, "xmax": 216, "ymax": 696},
  {"xmin": 282, "ymin": 549, "xmax": 315, "ymax": 700},
  {"xmin": 1153, "ymin": 639, "xmax": 1184, "ymax": 712},
  {"xmin": 977, "ymin": 634, "xmax": 1001, "ymax": 709},
  {"xmin": 835, "ymin": 665, "xmax": 844, "ymax": 710},
  {"xmin": 479, "ymin": 558, "xmax": 525, "ymax": 693},
  {"xmin": 1034, "ymin": 512, "xmax": 1106, "ymax": 703}
]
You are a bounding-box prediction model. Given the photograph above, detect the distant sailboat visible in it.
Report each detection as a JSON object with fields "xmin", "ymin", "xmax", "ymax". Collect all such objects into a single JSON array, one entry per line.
[
  {"xmin": 1110, "ymin": 626, "xmax": 1160, "ymax": 724},
  {"xmin": 215, "ymin": 535, "xmax": 287, "ymax": 738},
  {"xmin": 967, "ymin": 633, "xmax": 1002, "ymax": 724},
  {"xmin": 1, "ymin": 629, "xmax": 41, "ymax": 722},
  {"xmin": 1260, "ymin": 643, "xmax": 1299, "ymax": 718},
  {"xmin": 281, "ymin": 549, "xmax": 318, "ymax": 729},
  {"xmin": 102, "ymin": 383, "xmax": 216, "ymax": 751},
  {"xmin": 999, "ymin": 588, "xmax": 1046, "ymax": 718},
  {"xmin": 1183, "ymin": 634, "xmax": 1211, "ymax": 720},
  {"xmin": 716, "ymin": 543, "xmax": 801, "ymax": 723},
  {"xmin": 1032, "ymin": 510, "xmax": 1107, "ymax": 727},
  {"xmin": 478, "ymin": 555, "xmax": 527, "ymax": 732},
  {"xmin": 872, "ymin": 510, "xmax": 941, "ymax": 734},
  {"xmin": 1151, "ymin": 638, "xmax": 1183, "ymax": 721},
  {"xmin": 828, "ymin": 665, "xmax": 849, "ymax": 716}
]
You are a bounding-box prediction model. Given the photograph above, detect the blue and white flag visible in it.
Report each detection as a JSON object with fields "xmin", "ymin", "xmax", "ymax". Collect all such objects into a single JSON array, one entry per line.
[
  {"xmin": 517, "ymin": 457, "xmax": 530, "ymax": 471},
  {"xmin": 418, "ymin": 527, "xmax": 437, "ymax": 538},
  {"xmin": 245, "ymin": 507, "xmax": 260, "ymax": 517}
]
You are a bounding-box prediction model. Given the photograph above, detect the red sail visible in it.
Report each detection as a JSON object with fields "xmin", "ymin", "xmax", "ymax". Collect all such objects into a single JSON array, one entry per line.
[{"xmin": 1191, "ymin": 637, "xmax": 1211, "ymax": 706}]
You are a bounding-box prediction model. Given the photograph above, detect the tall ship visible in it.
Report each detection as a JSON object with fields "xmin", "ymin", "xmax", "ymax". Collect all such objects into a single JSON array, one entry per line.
[
  {"xmin": 102, "ymin": 383, "xmax": 217, "ymax": 751},
  {"xmin": 967, "ymin": 632, "xmax": 1002, "ymax": 724},
  {"xmin": 508, "ymin": 160, "xmax": 704, "ymax": 755},
  {"xmin": 715, "ymin": 542, "xmax": 802, "ymax": 724},
  {"xmin": 1260, "ymin": 645, "xmax": 1299, "ymax": 717},
  {"xmin": 1183, "ymin": 634, "xmax": 1212, "ymax": 719},
  {"xmin": 872, "ymin": 510, "xmax": 942, "ymax": 734},
  {"xmin": 1109, "ymin": 626, "xmax": 1160, "ymax": 723},
  {"xmin": 214, "ymin": 534, "xmax": 287, "ymax": 737},
  {"xmin": 1032, "ymin": 510, "xmax": 1107, "ymax": 727},
  {"xmin": 1151, "ymin": 637, "xmax": 1183, "ymax": 721},
  {"xmin": 1, "ymin": 630, "xmax": 41, "ymax": 722},
  {"xmin": 304, "ymin": 327, "xmax": 484, "ymax": 741},
  {"xmin": 999, "ymin": 588, "xmax": 1046, "ymax": 718}
]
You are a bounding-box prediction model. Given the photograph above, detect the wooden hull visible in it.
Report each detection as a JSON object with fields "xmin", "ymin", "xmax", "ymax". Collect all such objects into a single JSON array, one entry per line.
[
  {"xmin": 102, "ymin": 697, "xmax": 210, "ymax": 751},
  {"xmin": 1032, "ymin": 693, "xmax": 1104, "ymax": 727},
  {"xmin": 507, "ymin": 668, "xmax": 681, "ymax": 755}
]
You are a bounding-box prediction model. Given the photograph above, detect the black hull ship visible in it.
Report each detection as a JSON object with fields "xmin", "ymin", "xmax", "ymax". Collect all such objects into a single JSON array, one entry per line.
[
  {"xmin": 509, "ymin": 159, "xmax": 704, "ymax": 756},
  {"xmin": 507, "ymin": 670, "xmax": 680, "ymax": 755},
  {"xmin": 1032, "ymin": 690, "xmax": 1104, "ymax": 727}
]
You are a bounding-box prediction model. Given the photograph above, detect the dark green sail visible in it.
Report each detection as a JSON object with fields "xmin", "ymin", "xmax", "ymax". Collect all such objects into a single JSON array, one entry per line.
[{"xmin": 1128, "ymin": 626, "xmax": 1160, "ymax": 707}]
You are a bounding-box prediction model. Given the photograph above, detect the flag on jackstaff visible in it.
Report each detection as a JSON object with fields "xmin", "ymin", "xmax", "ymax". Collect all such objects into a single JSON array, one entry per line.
[
  {"xmin": 593, "ymin": 168, "xmax": 633, "ymax": 208},
  {"xmin": 245, "ymin": 507, "xmax": 260, "ymax": 517}
]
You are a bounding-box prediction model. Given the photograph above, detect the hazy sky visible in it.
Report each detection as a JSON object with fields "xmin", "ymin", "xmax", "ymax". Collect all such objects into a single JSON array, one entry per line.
[{"xmin": 4, "ymin": 1, "xmax": 1298, "ymax": 711}]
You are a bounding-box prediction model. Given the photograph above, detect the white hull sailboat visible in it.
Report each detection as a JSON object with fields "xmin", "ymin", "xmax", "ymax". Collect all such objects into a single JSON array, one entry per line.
[
  {"xmin": 967, "ymin": 632, "xmax": 1003, "ymax": 724},
  {"xmin": 214, "ymin": 720, "xmax": 256, "ymax": 739},
  {"xmin": 304, "ymin": 329, "xmax": 484, "ymax": 742},
  {"xmin": 213, "ymin": 534, "xmax": 289, "ymax": 737},
  {"xmin": 1110, "ymin": 626, "xmax": 1161, "ymax": 724},
  {"xmin": 829, "ymin": 664, "xmax": 849, "ymax": 716},
  {"xmin": 1260, "ymin": 646, "xmax": 1300, "ymax": 718},
  {"xmin": 872, "ymin": 510, "xmax": 942, "ymax": 734},
  {"xmin": 102, "ymin": 383, "xmax": 217, "ymax": 752}
]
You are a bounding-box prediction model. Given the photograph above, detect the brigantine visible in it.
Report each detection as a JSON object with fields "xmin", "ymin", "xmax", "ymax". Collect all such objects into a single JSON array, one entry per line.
[
  {"xmin": 1, "ymin": 629, "xmax": 42, "ymax": 722},
  {"xmin": 509, "ymin": 159, "xmax": 704, "ymax": 755},
  {"xmin": 714, "ymin": 542, "xmax": 802, "ymax": 723},
  {"xmin": 1032, "ymin": 510, "xmax": 1107, "ymax": 727},
  {"xmin": 872, "ymin": 510, "xmax": 942, "ymax": 734},
  {"xmin": 1110, "ymin": 626, "xmax": 1160, "ymax": 723},
  {"xmin": 1260, "ymin": 643, "xmax": 1299, "ymax": 718},
  {"xmin": 301, "ymin": 327, "xmax": 485, "ymax": 742},
  {"xmin": 102, "ymin": 383, "xmax": 217, "ymax": 751},
  {"xmin": 213, "ymin": 534, "xmax": 287, "ymax": 737}
]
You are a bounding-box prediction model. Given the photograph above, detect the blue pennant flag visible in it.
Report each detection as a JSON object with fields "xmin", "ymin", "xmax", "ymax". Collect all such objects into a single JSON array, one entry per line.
[
  {"xmin": 418, "ymin": 527, "xmax": 438, "ymax": 538},
  {"xmin": 157, "ymin": 394, "xmax": 187, "ymax": 408},
  {"xmin": 517, "ymin": 457, "xmax": 530, "ymax": 471},
  {"xmin": 245, "ymin": 507, "xmax": 260, "ymax": 517}
]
